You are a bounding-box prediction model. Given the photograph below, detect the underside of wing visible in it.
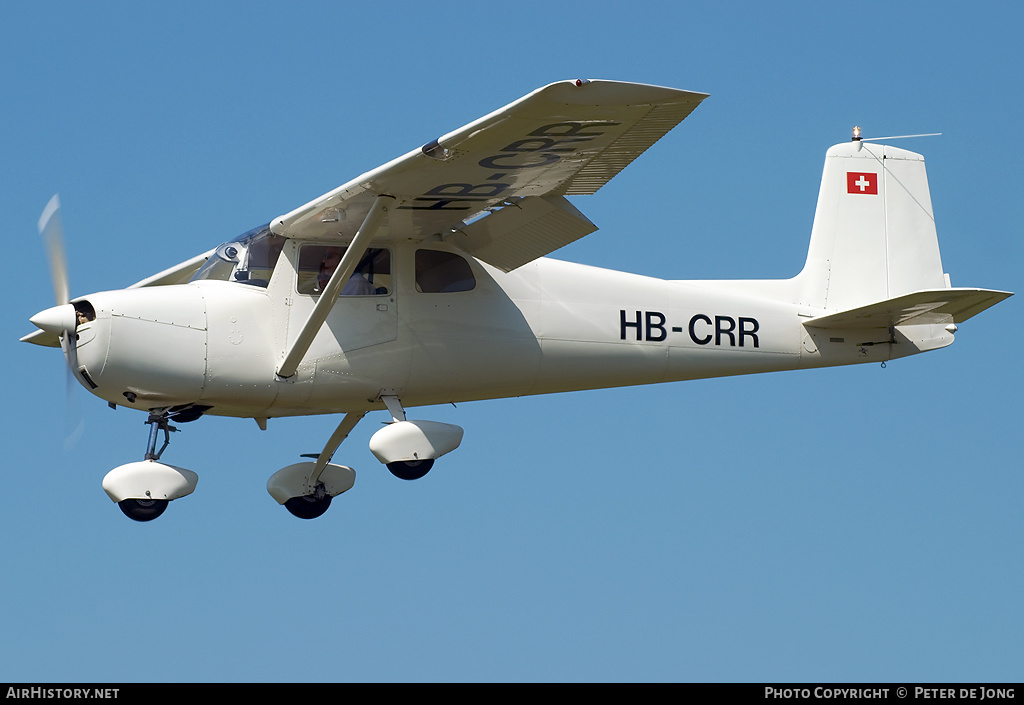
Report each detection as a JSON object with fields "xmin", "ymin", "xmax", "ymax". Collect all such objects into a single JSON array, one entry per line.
[{"xmin": 270, "ymin": 80, "xmax": 707, "ymax": 270}]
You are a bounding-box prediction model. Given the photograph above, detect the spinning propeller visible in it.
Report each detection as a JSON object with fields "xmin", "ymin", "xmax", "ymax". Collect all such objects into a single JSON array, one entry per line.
[{"xmin": 30, "ymin": 195, "xmax": 85, "ymax": 446}]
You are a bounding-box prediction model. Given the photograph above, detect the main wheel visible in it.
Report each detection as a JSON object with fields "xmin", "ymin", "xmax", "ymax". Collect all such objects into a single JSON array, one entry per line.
[
  {"xmin": 118, "ymin": 498, "xmax": 168, "ymax": 522},
  {"xmin": 284, "ymin": 493, "xmax": 332, "ymax": 519},
  {"xmin": 386, "ymin": 459, "xmax": 434, "ymax": 481}
]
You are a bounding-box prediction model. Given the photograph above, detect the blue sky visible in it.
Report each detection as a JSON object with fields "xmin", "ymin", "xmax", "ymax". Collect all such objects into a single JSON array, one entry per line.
[{"xmin": 3, "ymin": 1, "xmax": 1021, "ymax": 683}]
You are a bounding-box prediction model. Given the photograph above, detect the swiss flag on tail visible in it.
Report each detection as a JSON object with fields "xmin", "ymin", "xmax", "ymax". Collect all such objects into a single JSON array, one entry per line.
[{"xmin": 847, "ymin": 172, "xmax": 878, "ymax": 195}]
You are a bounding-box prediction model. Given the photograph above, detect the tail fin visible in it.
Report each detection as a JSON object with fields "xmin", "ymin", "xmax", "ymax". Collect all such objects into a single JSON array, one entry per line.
[{"xmin": 796, "ymin": 140, "xmax": 948, "ymax": 311}]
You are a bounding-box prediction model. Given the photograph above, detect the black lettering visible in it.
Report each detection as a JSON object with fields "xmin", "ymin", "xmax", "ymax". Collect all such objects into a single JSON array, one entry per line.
[
  {"xmin": 500, "ymin": 138, "xmax": 590, "ymax": 153},
  {"xmin": 528, "ymin": 121, "xmax": 621, "ymax": 138},
  {"xmin": 401, "ymin": 182, "xmax": 513, "ymax": 210},
  {"xmin": 739, "ymin": 317, "xmax": 760, "ymax": 348},
  {"xmin": 398, "ymin": 198, "xmax": 476, "ymax": 211},
  {"xmin": 479, "ymin": 153, "xmax": 560, "ymax": 170},
  {"xmin": 425, "ymin": 182, "xmax": 510, "ymax": 198},
  {"xmin": 620, "ymin": 310, "xmax": 642, "ymax": 341},
  {"xmin": 646, "ymin": 311, "xmax": 667, "ymax": 342},
  {"xmin": 689, "ymin": 314, "xmax": 712, "ymax": 345},
  {"xmin": 715, "ymin": 316, "xmax": 736, "ymax": 347}
]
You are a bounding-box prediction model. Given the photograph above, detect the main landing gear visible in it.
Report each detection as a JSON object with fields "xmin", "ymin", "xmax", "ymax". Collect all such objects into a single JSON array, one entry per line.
[
  {"xmin": 267, "ymin": 410, "xmax": 363, "ymax": 520},
  {"xmin": 268, "ymin": 395, "xmax": 464, "ymax": 519}
]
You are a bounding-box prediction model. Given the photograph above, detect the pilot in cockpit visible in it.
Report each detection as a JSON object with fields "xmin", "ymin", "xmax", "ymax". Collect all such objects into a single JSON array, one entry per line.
[{"xmin": 316, "ymin": 247, "xmax": 375, "ymax": 295}]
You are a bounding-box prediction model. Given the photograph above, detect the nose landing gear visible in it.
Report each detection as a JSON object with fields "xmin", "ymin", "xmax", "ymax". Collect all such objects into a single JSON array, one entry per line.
[{"xmin": 102, "ymin": 408, "xmax": 202, "ymax": 522}]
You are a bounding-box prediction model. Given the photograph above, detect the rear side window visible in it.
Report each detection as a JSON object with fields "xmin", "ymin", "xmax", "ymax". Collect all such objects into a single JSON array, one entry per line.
[{"xmin": 415, "ymin": 250, "xmax": 475, "ymax": 293}]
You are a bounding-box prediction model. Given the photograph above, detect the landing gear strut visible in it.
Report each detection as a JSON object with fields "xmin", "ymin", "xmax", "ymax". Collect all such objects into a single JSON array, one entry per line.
[{"xmin": 144, "ymin": 410, "xmax": 178, "ymax": 460}]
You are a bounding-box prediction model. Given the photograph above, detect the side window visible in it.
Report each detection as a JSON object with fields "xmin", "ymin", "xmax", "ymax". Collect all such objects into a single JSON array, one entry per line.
[
  {"xmin": 415, "ymin": 250, "xmax": 476, "ymax": 293},
  {"xmin": 297, "ymin": 245, "xmax": 391, "ymax": 295}
]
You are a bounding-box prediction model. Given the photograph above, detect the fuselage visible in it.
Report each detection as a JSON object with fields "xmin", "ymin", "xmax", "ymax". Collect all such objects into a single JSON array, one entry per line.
[{"xmin": 68, "ymin": 235, "xmax": 906, "ymax": 421}]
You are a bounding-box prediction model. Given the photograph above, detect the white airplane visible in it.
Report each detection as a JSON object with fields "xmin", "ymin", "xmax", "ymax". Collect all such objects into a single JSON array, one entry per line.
[{"xmin": 23, "ymin": 79, "xmax": 1012, "ymax": 522}]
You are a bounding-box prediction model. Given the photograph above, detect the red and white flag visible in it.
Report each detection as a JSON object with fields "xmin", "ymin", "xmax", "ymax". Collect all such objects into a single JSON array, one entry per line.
[{"xmin": 847, "ymin": 172, "xmax": 878, "ymax": 195}]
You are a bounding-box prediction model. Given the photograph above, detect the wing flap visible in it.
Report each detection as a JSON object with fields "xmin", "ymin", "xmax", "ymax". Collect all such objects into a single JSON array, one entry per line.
[{"xmin": 449, "ymin": 195, "xmax": 598, "ymax": 272}]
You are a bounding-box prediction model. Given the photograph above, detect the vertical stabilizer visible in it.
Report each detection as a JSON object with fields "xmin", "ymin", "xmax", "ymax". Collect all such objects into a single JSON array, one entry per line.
[{"xmin": 796, "ymin": 141, "xmax": 947, "ymax": 312}]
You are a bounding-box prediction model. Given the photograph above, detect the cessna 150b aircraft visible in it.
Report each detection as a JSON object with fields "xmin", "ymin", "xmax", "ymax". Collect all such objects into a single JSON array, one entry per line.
[{"xmin": 23, "ymin": 79, "xmax": 1011, "ymax": 522}]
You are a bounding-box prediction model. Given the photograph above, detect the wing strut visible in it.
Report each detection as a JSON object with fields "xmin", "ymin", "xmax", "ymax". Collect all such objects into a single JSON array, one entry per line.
[{"xmin": 275, "ymin": 194, "xmax": 394, "ymax": 380}]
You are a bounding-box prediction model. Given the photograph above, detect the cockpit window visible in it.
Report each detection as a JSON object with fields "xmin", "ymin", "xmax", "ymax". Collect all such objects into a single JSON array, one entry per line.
[
  {"xmin": 415, "ymin": 250, "xmax": 475, "ymax": 292},
  {"xmin": 297, "ymin": 245, "xmax": 391, "ymax": 295},
  {"xmin": 190, "ymin": 223, "xmax": 285, "ymax": 288}
]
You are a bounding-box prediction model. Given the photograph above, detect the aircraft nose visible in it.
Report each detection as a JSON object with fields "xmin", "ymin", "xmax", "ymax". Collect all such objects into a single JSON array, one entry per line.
[{"xmin": 30, "ymin": 303, "xmax": 77, "ymax": 335}]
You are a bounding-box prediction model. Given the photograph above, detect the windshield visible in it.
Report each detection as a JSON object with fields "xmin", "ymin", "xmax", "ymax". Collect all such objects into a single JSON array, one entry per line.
[{"xmin": 190, "ymin": 223, "xmax": 285, "ymax": 287}]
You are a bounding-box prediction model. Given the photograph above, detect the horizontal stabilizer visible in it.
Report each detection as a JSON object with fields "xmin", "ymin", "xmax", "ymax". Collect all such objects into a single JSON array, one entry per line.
[{"xmin": 803, "ymin": 288, "xmax": 1013, "ymax": 329}]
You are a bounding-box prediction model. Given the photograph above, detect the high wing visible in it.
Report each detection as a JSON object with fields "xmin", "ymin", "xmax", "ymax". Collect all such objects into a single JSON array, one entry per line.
[{"xmin": 269, "ymin": 79, "xmax": 708, "ymax": 271}]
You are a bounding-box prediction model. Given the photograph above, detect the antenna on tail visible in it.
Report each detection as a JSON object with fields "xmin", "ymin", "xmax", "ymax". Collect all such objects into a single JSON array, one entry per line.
[{"xmin": 851, "ymin": 126, "xmax": 941, "ymax": 150}]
